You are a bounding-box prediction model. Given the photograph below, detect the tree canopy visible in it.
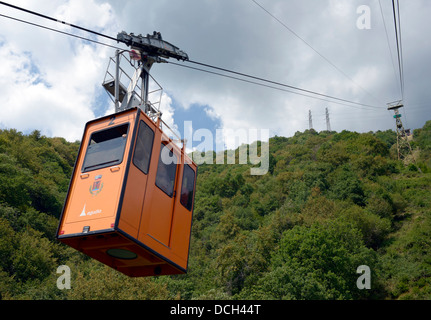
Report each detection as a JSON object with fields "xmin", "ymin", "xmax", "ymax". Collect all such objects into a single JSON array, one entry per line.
[{"xmin": 1, "ymin": 121, "xmax": 431, "ymax": 300}]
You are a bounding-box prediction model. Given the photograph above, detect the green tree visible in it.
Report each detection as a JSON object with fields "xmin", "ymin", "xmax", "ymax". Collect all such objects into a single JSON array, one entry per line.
[
  {"xmin": 249, "ymin": 221, "xmax": 379, "ymax": 299},
  {"xmin": 11, "ymin": 228, "xmax": 57, "ymax": 282},
  {"xmin": 66, "ymin": 262, "xmax": 170, "ymax": 300},
  {"xmin": 0, "ymin": 218, "xmax": 16, "ymax": 274},
  {"xmin": 328, "ymin": 165, "xmax": 365, "ymax": 205}
]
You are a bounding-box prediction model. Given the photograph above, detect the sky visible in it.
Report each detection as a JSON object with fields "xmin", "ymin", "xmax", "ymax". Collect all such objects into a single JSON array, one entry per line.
[{"xmin": 0, "ymin": 0, "xmax": 430, "ymax": 151}]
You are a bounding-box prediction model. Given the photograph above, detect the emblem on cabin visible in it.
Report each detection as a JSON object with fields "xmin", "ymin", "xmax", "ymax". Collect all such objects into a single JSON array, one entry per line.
[{"xmin": 89, "ymin": 175, "xmax": 103, "ymax": 196}]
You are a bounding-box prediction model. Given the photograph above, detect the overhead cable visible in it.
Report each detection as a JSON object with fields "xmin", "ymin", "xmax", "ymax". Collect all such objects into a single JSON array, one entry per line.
[
  {"xmin": 250, "ymin": 0, "xmax": 384, "ymax": 105},
  {"xmin": 379, "ymin": 0, "xmax": 401, "ymax": 95},
  {"xmin": 168, "ymin": 61, "xmax": 379, "ymax": 110},
  {"xmin": 0, "ymin": 1, "xmax": 117, "ymax": 42},
  {"xmin": 185, "ymin": 60, "xmax": 381, "ymax": 109},
  {"xmin": 0, "ymin": 12, "xmax": 123, "ymax": 51},
  {"xmin": 392, "ymin": 0, "xmax": 405, "ymax": 99},
  {"xmin": 0, "ymin": 1, "xmax": 382, "ymax": 110}
]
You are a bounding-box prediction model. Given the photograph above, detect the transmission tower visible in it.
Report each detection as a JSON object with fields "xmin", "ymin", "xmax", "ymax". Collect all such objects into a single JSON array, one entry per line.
[
  {"xmin": 325, "ymin": 107, "xmax": 331, "ymax": 132},
  {"xmin": 309, "ymin": 110, "xmax": 313, "ymax": 130},
  {"xmin": 387, "ymin": 101, "xmax": 415, "ymax": 163}
]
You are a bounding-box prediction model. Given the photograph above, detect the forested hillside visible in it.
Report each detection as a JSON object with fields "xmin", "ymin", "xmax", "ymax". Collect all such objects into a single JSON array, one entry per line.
[{"xmin": 1, "ymin": 121, "xmax": 431, "ymax": 300}]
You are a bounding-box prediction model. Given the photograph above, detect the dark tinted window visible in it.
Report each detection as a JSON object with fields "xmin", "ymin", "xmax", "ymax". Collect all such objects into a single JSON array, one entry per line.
[
  {"xmin": 155, "ymin": 143, "xmax": 177, "ymax": 197},
  {"xmin": 180, "ymin": 164, "xmax": 195, "ymax": 211},
  {"xmin": 82, "ymin": 123, "xmax": 129, "ymax": 172},
  {"xmin": 133, "ymin": 121, "xmax": 154, "ymax": 174}
]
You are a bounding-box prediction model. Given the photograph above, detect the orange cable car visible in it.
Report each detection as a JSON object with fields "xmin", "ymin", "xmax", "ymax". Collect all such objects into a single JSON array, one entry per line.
[{"xmin": 56, "ymin": 107, "xmax": 197, "ymax": 277}]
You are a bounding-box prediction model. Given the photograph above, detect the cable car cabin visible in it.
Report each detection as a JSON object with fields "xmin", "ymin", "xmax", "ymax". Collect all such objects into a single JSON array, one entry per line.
[{"xmin": 56, "ymin": 107, "xmax": 197, "ymax": 277}]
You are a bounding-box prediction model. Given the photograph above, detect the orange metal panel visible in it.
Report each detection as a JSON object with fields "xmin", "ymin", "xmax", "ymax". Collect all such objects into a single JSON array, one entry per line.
[
  {"xmin": 117, "ymin": 113, "xmax": 158, "ymax": 239},
  {"xmin": 169, "ymin": 158, "xmax": 197, "ymax": 268},
  {"xmin": 58, "ymin": 109, "xmax": 137, "ymax": 236},
  {"xmin": 57, "ymin": 107, "xmax": 197, "ymax": 277},
  {"xmin": 117, "ymin": 163, "xmax": 147, "ymax": 238},
  {"xmin": 135, "ymin": 128, "xmax": 161, "ymax": 241}
]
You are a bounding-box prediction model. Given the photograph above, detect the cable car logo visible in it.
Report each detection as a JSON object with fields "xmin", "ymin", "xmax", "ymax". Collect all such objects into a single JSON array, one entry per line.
[
  {"xmin": 89, "ymin": 175, "xmax": 104, "ymax": 196},
  {"xmin": 79, "ymin": 203, "xmax": 102, "ymax": 217},
  {"xmin": 80, "ymin": 204, "xmax": 87, "ymax": 217}
]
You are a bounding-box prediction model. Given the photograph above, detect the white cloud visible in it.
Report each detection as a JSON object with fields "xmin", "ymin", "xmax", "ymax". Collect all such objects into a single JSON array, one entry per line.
[
  {"xmin": 159, "ymin": 92, "xmax": 177, "ymax": 133},
  {"xmin": 0, "ymin": 0, "xmax": 118, "ymax": 141},
  {"xmin": 0, "ymin": 0, "xmax": 430, "ymax": 144}
]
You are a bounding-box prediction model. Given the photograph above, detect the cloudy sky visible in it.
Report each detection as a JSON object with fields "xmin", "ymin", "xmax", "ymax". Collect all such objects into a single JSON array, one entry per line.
[{"xmin": 0, "ymin": 0, "xmax": 430, "ymax": 150}]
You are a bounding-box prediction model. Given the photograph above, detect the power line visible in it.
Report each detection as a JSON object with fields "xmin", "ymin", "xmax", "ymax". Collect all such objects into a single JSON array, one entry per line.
[
  {"xmin": 0, "ymin": 1, "xmax": 117, "ymax": 42},
  {"xmin": 168, "ymin": 61, "xmax": 379, "ymax": 110},
  {"xmin": 185, "ymin": 60, "xmax": 381, "ymax": 109},
  {"xmin": 250, "ymin": 0, "xmax": 384, "ymax": 105},
  {"xmin": 0, "ymin": 1, "xmax": 382, "ymax": 111},
  {"xmin": 379, "ymin": 0, "xmax": 401, "ymax": 95},
  {"xmin": 391, "ymin": 0, "xmax": 409, "ymax": 130},
  {"xmin": 392, "ymin": 0, "xmax": 405, "ymax": 99},
  {"xmin": 396, "ymin": 0, "xmax": 405, "ymax": 100},
  {"xmin": 0, "ymin": 13, "xmax": 124, "ymax": 51}
]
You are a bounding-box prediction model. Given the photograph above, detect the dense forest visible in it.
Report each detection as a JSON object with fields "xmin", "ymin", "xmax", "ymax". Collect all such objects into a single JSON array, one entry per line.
[{"xmin": 0, "ymin": 120, "xmax": 431, "ymax": 300}]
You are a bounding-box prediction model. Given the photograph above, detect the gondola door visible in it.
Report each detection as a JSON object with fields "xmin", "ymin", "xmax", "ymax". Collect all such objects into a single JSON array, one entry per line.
[{"xmin": 144, "ymin": 141, "xmax": 179, "ymax": 248}]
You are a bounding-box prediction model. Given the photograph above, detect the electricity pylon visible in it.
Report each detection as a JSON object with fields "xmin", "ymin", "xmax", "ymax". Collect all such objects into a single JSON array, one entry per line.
[
  {"xmin": 387, "ymin": 101, "xmax": 415, "ymax": 163},
  {"xmin": 325, "ymin": 107, "xmax": 331, "ymax": 132},
  {"xmin": 309, "ymin": 110, "xmax": 313, "ymax": 130}
]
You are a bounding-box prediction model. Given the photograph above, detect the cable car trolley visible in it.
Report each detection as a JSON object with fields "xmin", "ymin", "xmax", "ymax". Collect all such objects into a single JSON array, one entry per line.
[{"xmin": 56, "ymin": 32, "xmax": 197, "ymax": 277}]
